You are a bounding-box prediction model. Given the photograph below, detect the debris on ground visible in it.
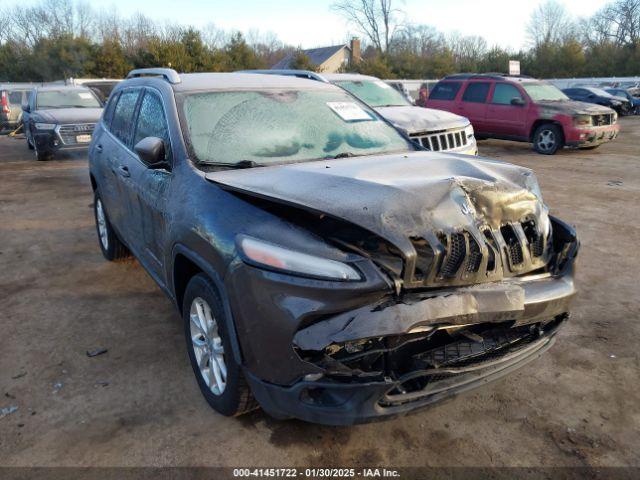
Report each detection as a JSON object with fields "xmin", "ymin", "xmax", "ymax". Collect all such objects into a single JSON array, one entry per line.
[
  {"xmin": 607, "ymin": 180, "xmax": 623, "ymax": 186},
  {"xmin": 5, "ymin": 392, "xmax": 16, "ymax": 399},
  {"xmin": 95, "ymin": 381, "xmax": 109, "ymax": 387},
  {"xmin": 0, "ymin": 406, "xmax": 18, "ymax": 418},
  {"xmin": 86, "ymin": 348, "xmax": 108, "ymax": 358},
  {"xmin": 11, "ymin": 372, "xmax": 26, "ymax": 380},
  {"xmin": 53, "ymin": 382, "xmax": 63, "ymax": 393}
]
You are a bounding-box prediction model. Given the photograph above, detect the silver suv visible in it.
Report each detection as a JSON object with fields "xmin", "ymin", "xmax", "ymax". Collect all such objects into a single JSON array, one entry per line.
[{"xmin": 242, "ymin": 71, "xmax": 478, "ymax": 156}]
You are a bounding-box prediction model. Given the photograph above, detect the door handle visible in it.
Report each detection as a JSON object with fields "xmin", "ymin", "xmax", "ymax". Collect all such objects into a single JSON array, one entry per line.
[
  {"xmin": 117, "ymin": 165, "xmax": 130, "ymax": 178},
  {"xmin": 95, "ymin": 144, "xmax": 103, "ymax": 153}
]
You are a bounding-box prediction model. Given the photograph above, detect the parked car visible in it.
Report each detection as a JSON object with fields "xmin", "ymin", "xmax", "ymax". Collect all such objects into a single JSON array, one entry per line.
[
  {"xmin": 605, "ymin": 88, "xmax": 640, "ymax": 114},
  {"xmin": 22, "ymin": 85, "xmax": 103, "ymax": 160},
  {"xmin": 89, "ymin": 68, "xmax": 579, "ymax": 425},
  {"xmin": 0, "ymin": 84, "xmax": 33, "ymax": 132},
  {"xmin": 66, "ymin": 78, "xmax": 121, "ymax": 103},
  {"xmin": 241, "ymin": 70, "xmax": 478, "ymax": 155},
  {"xmin": 426, "ymin": 74, "xmax": 619, "ymax": 154},
  {"xmin": 562, "ymin": 87, "xmax": 631, "ymax": 115}
]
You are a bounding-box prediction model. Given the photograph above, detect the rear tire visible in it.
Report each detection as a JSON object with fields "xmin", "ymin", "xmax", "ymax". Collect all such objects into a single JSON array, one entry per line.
[
  {"xmin": 183, "ymin": 273, "xmax": 258, "ymax": 417},
  {"xmin": 93, "ymin": 191, "xmax": 130, "ymax": 261},
  {"xmin": 533, "ymin": 124, "xmax": 563, "ymax": 155}
]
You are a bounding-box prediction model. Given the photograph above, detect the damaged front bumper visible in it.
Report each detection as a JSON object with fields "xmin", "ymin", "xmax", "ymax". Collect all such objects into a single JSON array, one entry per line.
[
  {"xmin": 247, "ymin": 315, "xmax": 564, "ymax": 425},
  {"xmin": 225, "ymin": 216, "xmax": 578, "ymax": 425},
  {"xmin": 565, "ymin": 124, "xmax": 620, "ymax": 148}
]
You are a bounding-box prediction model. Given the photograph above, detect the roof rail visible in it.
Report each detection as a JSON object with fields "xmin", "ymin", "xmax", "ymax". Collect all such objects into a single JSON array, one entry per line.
[
  {"xmin": 238, "ymin": 69, "xmax": 328, "ymax": 83},
  {"xmin": 443, "ymin": 73, "xmax": 534, "ymax": 81},
  {"xmin": 126, "ymin": 68, "xmax": 181, "ymax": 84}
]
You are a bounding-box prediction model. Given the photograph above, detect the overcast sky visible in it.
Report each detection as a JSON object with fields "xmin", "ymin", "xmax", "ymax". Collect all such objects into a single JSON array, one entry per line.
[{"xmin": 14, "ymin": 0, "xmax": 608, "ymax": 50}]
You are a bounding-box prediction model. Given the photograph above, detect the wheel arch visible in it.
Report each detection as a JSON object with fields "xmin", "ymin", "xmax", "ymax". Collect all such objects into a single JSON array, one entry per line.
[
  {"xmin": 529, "ymin": 119, "xmax": 565, "ymax": 143},
  {"xmin": 171, "ymin": 244, "xmax": 244, "ymax": 364}
]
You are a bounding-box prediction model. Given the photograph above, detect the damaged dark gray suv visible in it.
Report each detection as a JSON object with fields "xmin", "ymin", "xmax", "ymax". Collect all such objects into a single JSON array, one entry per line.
[{"xmin": 89, "ymin": 68, "xmax": 579, "ymax": 425}]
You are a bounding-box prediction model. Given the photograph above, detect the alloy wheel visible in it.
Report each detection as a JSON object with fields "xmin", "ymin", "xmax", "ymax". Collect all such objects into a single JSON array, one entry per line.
[
  {"xmin": 537, "ymin": 129, "xmax": 556, "ymax": 153},
  {"xmin": 189, "ymin": 297, "xmax": 227, "ymax": 396},
  {"xmin": 95, "ymin": 199, "xmax": 109, "ymax": 250}
]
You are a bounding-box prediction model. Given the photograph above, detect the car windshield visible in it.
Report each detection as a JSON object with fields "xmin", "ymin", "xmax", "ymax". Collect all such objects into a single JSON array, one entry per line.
[
  {"xmin": 332, "ymin": 79, "xmax": 411, "ymax": 107},
  {"xmin": 181, "ymin": 89, "xmax": 414, "ymax": 166},
  {"xmin": 522, "ymin": 83, "xmax": 569, "ymax": 102},
  {"xmin": 37, "ymin": 90, "xmax": 101, "ymax": 109},
  {"xmin": 586, "ymin": 87, "xmax": 613, "ymax": 97}
]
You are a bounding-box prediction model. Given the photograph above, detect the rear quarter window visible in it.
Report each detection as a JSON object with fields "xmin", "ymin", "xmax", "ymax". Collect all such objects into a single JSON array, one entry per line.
[
  {"xmin": 102, "ymin": 92, "xmax": 119, "ymax": 127},
  {"xmin": 110, "ymin": 89, "xmax": 140, "ymax": 147},
  {"xmin": 429, "ymin": 82, "xmax": 462, "ymax": 101}
]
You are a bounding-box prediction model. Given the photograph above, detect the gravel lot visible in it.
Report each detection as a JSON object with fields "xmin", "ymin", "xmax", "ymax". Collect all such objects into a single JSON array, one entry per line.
[{"xmin": 1, "ymin": 119, "xmax": 639, "ymax": 469}]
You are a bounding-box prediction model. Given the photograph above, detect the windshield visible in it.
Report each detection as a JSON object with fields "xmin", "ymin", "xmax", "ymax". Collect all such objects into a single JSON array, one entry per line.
[
  {"xmin": 522, "ymin": 83, "xmax": 568, "ymax": 102},
  {"xmin": 587, "ymin": 87, "xmax": 613, "ymax": 97},
  {"xmin": 37, "ymin": 90, "xmax": 101, "ymax": 109},
  {"xmin": 332, "ymin": 79, "xmax": 411, "ymax": 107},
  {"xmin": 181, "ymin": 89, "xmax": 413, "ymax": 166}
]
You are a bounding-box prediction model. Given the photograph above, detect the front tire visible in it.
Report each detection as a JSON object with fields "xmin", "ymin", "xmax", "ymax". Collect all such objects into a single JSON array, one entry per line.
[
  {"xmin": 533, "ymin": 124, "xmax": 563, "ymax": 155},
  {"xmin": 35, "ymin": 148, "xmax": 52, "ymax": 161},
  {"xmin": 93, "ymin": 191, "xmax": 130, "ymax": 261},
  {"xmin": 183, "ymin": 274, "xmax": 257, "ymax": 417}
]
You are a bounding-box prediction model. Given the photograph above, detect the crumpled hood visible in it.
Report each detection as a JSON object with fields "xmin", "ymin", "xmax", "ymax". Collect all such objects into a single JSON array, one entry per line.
[
  {"xmin": 537, "ymin": 100, "xmax": 615, "ymax": 116},
  {"xmin": 375, "ymin": 106, "xmax": 470, "ymax": 134},
  {"xmin": 34, "ymin": 108, "xmax": 103, "ymax": 124},
  {"xmin": 207, "ymin": 151, "xmax": 549, "ymax": 259}
]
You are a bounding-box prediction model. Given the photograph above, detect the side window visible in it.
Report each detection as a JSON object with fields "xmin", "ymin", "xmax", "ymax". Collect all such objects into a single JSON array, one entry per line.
[
  {"xmin": 102, "ymin": 91, "xmax": 119, "ymax": 128},
  {"xmin": 491, "ymin": 83, "xmax": 524, "ymax": 105},
  {"xmin": 429, "ymin": 82, "xmax": 462, "ymax": 101},
  {"xmin": 8, "ymin": 91, "xmax": 22, "ymax": 105},
  {"xmin": 110, "ymin": 89, "xmax": 140, "ymax": 147},
  {"xmin": 133, "ymin": 91, "xmax": 172, "ymax": 162},
  {"xmin": 462, "ymin": 82, "xmax": 491, "ymax": 103}
]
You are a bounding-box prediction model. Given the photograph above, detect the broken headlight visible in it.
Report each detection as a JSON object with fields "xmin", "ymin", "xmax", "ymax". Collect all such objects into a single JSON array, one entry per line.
[
  {"xmin": 573, "ymin": 115, "xmax": 592, "ymax": 127},
  {"xmin": 238, "ymin": 236, "xmax": 362, "ymax": 281}
]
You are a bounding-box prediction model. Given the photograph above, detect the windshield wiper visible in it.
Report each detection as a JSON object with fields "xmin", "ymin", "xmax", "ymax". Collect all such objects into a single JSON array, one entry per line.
[
  {"xmin": 202, "ymin": 160, "xmax": 264, "ymax": 169},
  {"xmin": 325, "ymin": 152, "xmax": 360, "ymax": 159}
]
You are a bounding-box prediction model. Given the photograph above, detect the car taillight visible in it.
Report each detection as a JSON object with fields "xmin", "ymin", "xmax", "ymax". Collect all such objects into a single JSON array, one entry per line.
[{"xmin": 1, "ymin": 92, "xmax": 10, "ymax": 114}]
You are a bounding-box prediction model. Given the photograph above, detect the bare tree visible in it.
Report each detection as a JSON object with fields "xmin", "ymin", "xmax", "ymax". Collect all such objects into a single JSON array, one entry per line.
[
  {"xmin": 332, "ymin": 0, "xmax": 404, "ymax": 52},
  {"xmin": 0, "ymin": 8, "xmax": 9, "ymax": 43},
  {"xmin": 590, "ymin": 0, "xmax": 640, "ymax": 46},
  {"xmin": 526, "ymin": 0, "xmax": 577, "ymax": 46},
  {"xmin": 448, "ymin": 33, "xmax": 488, "ymax": 70},
  {"xmin": 201, "ymin": 23, "xmax": 228, "ymax": 49},
  {"xmin": 75, "ymin": 1, "xmax": 95, "ymax": 39}
]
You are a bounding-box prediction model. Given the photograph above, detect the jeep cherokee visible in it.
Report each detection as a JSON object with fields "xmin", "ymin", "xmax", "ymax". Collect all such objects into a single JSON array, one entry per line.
[{"xmin": 89, "ymin": 68, "xmax": 579, "ymax": 425}]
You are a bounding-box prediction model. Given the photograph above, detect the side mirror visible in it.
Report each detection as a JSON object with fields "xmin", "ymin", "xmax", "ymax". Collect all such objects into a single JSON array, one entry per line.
[
  {"xmin": 22, "ymin": 103, "xmax": 30, "ymax": 113},
  {"xmin": 134, "ymin": 137, "xmax": 170, "ymax": 170},
  {"xmin": 511, "ymin": 97, "xmax": 525, "ymax": 106}
]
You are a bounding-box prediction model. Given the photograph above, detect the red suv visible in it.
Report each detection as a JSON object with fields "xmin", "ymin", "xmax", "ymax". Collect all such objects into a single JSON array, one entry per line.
[{"xmin": 426, "ymin": 74, "xmax": 620, "ymax": 154}]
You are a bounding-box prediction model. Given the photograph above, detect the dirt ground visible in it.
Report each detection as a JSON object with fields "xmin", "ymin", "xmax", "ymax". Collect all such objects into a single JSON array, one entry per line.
[{"xmin": 1, "ymin": 119, "xmax": 639, "ymax": 469}]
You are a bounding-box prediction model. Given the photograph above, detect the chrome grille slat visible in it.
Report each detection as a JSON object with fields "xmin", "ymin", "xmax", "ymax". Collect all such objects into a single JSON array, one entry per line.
[
  {"xmin": 410, "ymin": 126, "xmax": 468, "ymax": 152},
  {"xmin": 57, "ymin": 123, "xmax": 95, "ymax": 145}
]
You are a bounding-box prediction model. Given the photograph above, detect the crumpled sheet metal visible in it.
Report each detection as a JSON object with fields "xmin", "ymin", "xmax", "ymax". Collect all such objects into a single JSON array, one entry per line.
[
  {"xmin": 293, "ymin": 282, "xmax": 526, "ymax": 351},
  {"xmin": 208, "ymin": 152, "xmax": 549, "ymax": 262}
]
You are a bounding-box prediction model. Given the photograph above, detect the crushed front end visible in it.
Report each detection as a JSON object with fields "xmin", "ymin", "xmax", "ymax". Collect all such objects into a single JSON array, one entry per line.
[
  {"xmin": 213, "ymin": 153, "xmax": 579, "ymax": 425},
  {"xmin": 227, "ymin": 212, "xmax": 578, "ymax": 425}
]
